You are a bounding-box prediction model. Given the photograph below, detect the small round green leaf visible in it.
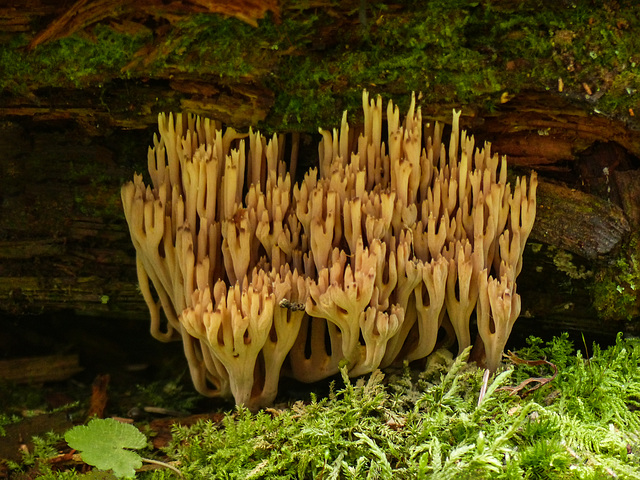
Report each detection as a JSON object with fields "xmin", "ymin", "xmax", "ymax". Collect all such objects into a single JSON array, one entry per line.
[{"xmin": 65, "ymin": 418, "xmax": 147, "ymax": 478}]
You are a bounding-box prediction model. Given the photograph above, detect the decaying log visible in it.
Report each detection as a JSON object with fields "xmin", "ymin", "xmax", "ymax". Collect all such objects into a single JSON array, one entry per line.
[
  {"xmin": 614, "ymin": 170, "xmax": 640, "ymax": 229},
  {"xmin": 26, "ymin": 0, "xmax": 279, "ymax": 50},
  {"xmin": 531, "ymin": 179, "xmax": 630, "ymax": 260},
  {"xmin": 0, "ymin": 81, "xmax": 275, "ymax": 133},
  {"xmin": 0, "ymin": 354, "xmax": 82, "ymax": 383},
  {"xmin": 476, "ymin": 94, "xmax": 640, "ymax": 168}
]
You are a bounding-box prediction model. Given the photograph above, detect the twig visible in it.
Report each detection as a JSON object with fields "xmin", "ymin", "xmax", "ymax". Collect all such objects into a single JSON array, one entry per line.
[{"xmin": 499, "ymin": 351, "xmax": 558, "ymax": 397}]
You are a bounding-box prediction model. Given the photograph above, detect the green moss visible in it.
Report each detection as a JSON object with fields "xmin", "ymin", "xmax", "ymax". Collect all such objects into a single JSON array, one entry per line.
[
  {"xmin": 264, "ymin": 0, "xmax": 640, "ymax": 130},
  {"xmin": 163, "ymin": 338, "xmax": 640, "ymax": 478},
  {"xmin": 266, "ymin": 1, "xmax": 498, "ymax": 129},
  {"xmin": 550, "ymin": 248, "xmax": 593, "ymax": 280},
  {"xmin": 0, "ymin": 24, "xmax": 150, "ymax": 93},
  {"xmin": 1, "ymin": 1, "xmax": 638, "ymax": 131},
  {"xmin": 592, "ymin": 235, "xmax": 640, "ymax": 321},
  {"xmin": 147, "ymin": 14, "xmax": 278, "ymax": 79},
  {"xmin": 10, "ymin": 335, "xmax": 640, "ymax": 478}
]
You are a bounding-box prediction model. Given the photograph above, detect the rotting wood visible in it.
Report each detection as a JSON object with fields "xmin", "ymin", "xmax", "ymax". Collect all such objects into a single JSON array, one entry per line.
[
  {"xmin": 26, "ymin": 0, "xmax": 280, "ymax": 50},
  {"xmin": 614, "ymin": 170, "xmax": 640, "ymax": 229},
  {"xmin": 0, "ymin": 354, "xmax": 82, "ymax": 383},
  {"xmin": 476, "ymin": 94, "xmax": 640, "ymax": 168},
  {"xmin": 0, "ymin": 81, "xmax": 275, "ymax": 132},
  {"xmin": 86, "ymin": 374, "xmax": 110, "ymax": 419},
  {"xmin": 531, "ymin": 178, "xmax": 630, "ymax": 260}
]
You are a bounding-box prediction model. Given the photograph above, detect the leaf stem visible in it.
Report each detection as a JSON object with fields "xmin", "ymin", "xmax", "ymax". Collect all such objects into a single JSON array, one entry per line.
[{"xmin": 141, "ymin": 457, "xmax": 184, "ymax": 479}]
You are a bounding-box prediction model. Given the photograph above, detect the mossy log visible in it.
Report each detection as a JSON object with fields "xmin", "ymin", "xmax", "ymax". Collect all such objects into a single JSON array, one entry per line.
[{"xmin": 1, "ymin": 0, "xmax": 640, "ymax": 339}]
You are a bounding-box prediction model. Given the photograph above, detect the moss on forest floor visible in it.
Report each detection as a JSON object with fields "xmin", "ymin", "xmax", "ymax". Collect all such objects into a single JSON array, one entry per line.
[{"xmin": 3, "ymin": 333, "xmax": 640, "ymax": 479}]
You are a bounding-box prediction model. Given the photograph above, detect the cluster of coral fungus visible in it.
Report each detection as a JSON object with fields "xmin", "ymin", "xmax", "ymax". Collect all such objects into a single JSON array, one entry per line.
[{"xmin": 121, "ymin": 92, "xmax": 537, "ymax": 409}]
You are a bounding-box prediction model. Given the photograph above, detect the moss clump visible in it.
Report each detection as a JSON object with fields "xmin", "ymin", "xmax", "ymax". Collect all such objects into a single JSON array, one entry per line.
[
  {"xmin": 266, "ymin": 2, "xmax": 499, "ymax": 129},
  {"xmin": 264, "ymin": 0, "xmax": 640, "ymax": 130},
  {"xmin": 550, "ymin": 247, "xmax": 593, "ymax": 280},
  {"xmin": 161, "ymin": 336, "xmax": 640, "ymax": 479},
  {"xmin": 592, "ymin": 235, "xmax": 640, "ymax": 321},
  {"xmin": 9, "ymin": 334, "xmax": 640, "ymax": 478},
  {"xmin": 148, "ymin": 14, "xmax": 278, "ymax": 79},
  {"xmin": 0, "ymin": 24, "xmax": 150, "ymax": 94}
]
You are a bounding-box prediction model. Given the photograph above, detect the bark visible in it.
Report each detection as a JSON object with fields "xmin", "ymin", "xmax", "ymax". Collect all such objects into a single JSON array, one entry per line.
[{"xmin": 0, "ymin": 354, "xmax": 82, "ymax": 383}]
